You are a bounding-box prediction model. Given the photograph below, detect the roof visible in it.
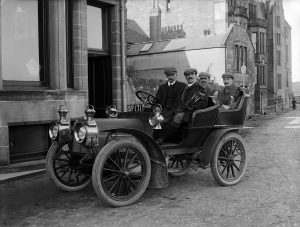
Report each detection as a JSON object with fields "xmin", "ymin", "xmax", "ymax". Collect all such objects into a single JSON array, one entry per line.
[
  {"xmin": 127, "ymin": 24, "xmax": 235, "ymax": 56},
  {"xmin": 126, "ymin": 19, "xmax": 150, "ymax": 44},
  {"xmin": 127, "ymin": 35, "xmax": 226, "ymax": 56}
]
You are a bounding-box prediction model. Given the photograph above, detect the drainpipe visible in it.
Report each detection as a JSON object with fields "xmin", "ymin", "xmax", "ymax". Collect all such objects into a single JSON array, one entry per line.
[{"xmin": 120, "ymin": 0, "xmax": 127, "ymax": 111}]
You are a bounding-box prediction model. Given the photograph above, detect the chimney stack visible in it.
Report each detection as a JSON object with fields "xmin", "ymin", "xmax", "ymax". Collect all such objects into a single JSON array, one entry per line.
[{"xmin": 150, "ymin": 0, "xmax": 161, "ymax": 41}]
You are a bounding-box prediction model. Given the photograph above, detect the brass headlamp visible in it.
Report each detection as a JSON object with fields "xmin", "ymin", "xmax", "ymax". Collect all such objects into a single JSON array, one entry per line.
[{"xmin": 74, "ymin": 105, "xmax": 99, "ymax": 147}]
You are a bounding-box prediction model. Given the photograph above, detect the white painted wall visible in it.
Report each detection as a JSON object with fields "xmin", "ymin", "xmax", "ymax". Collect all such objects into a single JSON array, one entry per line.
[{"xmin": 127, "ymin": 47, "xmax": 226, "ymax": 85}]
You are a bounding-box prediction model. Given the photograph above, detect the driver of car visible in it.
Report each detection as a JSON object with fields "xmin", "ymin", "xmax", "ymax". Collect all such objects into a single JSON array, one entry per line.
[
  {"xmin": 156, "ymin": 67, "xmax": 186, "ymax": 124},
  {"xmin": 156, "ymin": 68, "xmax": 208, "ymax": 144}
]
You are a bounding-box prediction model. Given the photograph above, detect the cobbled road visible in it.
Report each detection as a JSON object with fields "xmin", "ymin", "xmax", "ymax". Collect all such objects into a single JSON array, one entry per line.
[{"xmin": 1, "ymin": 109, "xmax": 299, "ymax": 227}]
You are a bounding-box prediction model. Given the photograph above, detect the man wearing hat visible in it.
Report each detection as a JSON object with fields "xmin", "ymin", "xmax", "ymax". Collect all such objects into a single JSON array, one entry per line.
[
  {"xmin": 217, "ymin": 73, "xmax": 243, "ymax": 110},
  {"xmin": 198, "ymin": 72, "xmax": 218, "ymax": 105},
  {"xmin": 156, "ymin": 67, "xmax": 185, "ymax": 123},
  {"xmin": 156, "ymin": 67, "xmax": 208, "ymax": 144}
]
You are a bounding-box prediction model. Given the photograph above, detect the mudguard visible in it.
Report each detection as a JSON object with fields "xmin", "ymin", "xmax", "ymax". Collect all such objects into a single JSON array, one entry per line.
[
  {"xmin": 103, "ymin": 128, "xmax": 168, "ymax": 189},
  {"xmin": 199, "ymin": 128, "xmax": 239, "ymax": 164}
]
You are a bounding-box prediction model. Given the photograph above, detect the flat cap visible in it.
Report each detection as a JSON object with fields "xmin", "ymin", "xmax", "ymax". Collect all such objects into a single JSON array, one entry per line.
[
  {"xmin": 198, "ymin": 72, "xmax": 211, "ymax": 78},
  {"xmin": 184, "ymin": 68, "xmax": 198, "ymax": 76},
  {"xmin": 164, "ymin": 67, "xmax": 177, "ymax": 75},
  {"xmin": 222, "ymin": 73, "xmax": 234, "ymax": 79}
]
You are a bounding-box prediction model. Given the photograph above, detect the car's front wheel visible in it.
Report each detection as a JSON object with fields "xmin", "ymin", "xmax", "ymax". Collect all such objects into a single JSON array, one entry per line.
[
  {"xmin": 211, "ymin": 132, "xmax": 247, "ymax": 186},
  {"xmin": 46, "ymin": 142, "xmax": 92, "ymax": 191},
  {"xmin": 92, "ymin": 139, "xmax": 151, "ymax": 207}
]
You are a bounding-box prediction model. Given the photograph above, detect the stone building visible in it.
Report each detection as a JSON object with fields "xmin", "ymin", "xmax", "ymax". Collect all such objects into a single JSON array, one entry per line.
[
  {"xmin": 126, "ymin": 0, "xmax": 256, "ymax": 113},
  {"xmin": 126, "ymin": 0, "xmax": 292, "ymax": 114},
  {"xmin": 0, "ymin": 0, "xmax": 126, "ymax": 165},
  {"xmin": 265, "ymin": 0, "xmax": 292, "ymax": 111},
  {"xmin": 127, "ymin": 24, "xmax": 255, "ymax": 115}
]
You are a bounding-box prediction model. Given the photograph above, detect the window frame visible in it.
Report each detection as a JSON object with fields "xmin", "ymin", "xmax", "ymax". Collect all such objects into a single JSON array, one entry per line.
[
  {"xmin": 87, "ymin": 0, "xmax": 110, "ymax": 54},
  {"xmin": 2, "ymin": 0, "xmax": 49, "ymax": 88},
  {"xmin": 66, "ymin": 0, "xmax": 73, "ymax": 88}
]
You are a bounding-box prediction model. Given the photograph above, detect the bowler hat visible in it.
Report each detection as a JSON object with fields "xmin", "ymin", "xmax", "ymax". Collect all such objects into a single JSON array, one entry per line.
[
  {"xmin": 164, "ymin": 67, "xmax": 177, "ymax": 75},
  {"xmin": 198, "ymin": 72, "xmax": 211, "ymax": 78},
  {"xmin": 184, "ymin": 68, "xmax": 198, "ymax": 76},
  {"xmin": 222, "ymin": 73, "xmax": 234, "ymax": 79}
]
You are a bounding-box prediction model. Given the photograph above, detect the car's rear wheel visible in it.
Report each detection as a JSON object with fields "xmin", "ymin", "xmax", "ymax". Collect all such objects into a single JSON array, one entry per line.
[
  {"xmin": 46, "ymin": 142, "xmax": 92, "ymax": 191},
  {"xmin": 167, "ymin": 155, "xmax": 191, "ymax": 177},
  {"xmin": 92, "ymin": 139, "xmax": 151, "ymax": 207},
  {"xmin": 211, "ymin": 132, "xmax": 247, "ymax": 186}
]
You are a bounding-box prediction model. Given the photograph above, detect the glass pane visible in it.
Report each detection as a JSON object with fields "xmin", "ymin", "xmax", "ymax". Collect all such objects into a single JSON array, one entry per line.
[
  {"xmin": 87, "ymin": 5, "xmax": 103, "ymax": 49},
  {"xmin": 1, "ymin": 0, "xmax": 40, "ymax": 81}
]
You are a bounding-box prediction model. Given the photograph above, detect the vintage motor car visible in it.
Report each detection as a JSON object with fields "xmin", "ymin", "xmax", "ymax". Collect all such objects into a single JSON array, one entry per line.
[{"xmin": 46, "ymin": 91, "xmax": 250, "ymax": 207}]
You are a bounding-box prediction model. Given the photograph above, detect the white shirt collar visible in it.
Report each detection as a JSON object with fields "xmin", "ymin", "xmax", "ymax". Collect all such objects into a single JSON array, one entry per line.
[
  {"xmin": 187, "ymin": 82, "xmax": 196, "ymax": 87},
  {"xmin": 168, "ymin": 81, "xmax": 176, "ymax": 86}
]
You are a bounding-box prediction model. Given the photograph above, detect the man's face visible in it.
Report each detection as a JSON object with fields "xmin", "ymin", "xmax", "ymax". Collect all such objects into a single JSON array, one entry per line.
[
  {"xmin": 185, "ymin": 73, "xmax": 197, "ymax": 84},
  {"xmin": 199, "ymin": 76, "xmax": 209, "ymax": 86},
  {"xmin": 223, "ymin": 77, "xmax": 233, "ymax": 87},
  {"xmin": 166, "ymin": 73, "xmax": 177, "ymax": 83}
]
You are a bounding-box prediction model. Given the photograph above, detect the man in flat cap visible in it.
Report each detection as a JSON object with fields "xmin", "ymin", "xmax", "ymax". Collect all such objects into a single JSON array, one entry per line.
[
  {"xmin": 156, "ymin": 67, "xmax": 208, "ymax": 144},
  {"xmin": 156, "ymin": 67, "xmax": 185, "ymax": 124},
  {"xmin": 198, "ymin": 72, "xmax": 218, "ymax": 105},
  {"xmin": 217, "ymin": 73, "xmax": 243, "ymax": 110}
]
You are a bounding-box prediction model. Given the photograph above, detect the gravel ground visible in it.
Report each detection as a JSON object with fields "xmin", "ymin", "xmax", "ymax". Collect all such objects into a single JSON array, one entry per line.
[{"xmin": 1, "ymin": 109, "xmax": 299, "ymax": 227}]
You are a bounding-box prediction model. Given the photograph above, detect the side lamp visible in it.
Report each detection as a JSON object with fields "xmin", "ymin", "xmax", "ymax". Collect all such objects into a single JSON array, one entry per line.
[
  {"xmin": 49, "ymin": 105, "xmax": 71, "ymax": 144},
  {"xmin": 149, "ymin": 104, "xmax": 164, "ymax": 129}
]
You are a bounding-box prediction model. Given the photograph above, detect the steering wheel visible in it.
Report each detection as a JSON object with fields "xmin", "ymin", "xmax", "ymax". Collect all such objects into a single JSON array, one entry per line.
[{"xmin": 136, "ymin": 91, "xmax": 158, "ymax": 106}]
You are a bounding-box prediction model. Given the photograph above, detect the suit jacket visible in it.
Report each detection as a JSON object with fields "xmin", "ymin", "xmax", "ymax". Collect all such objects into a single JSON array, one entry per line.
[
  {"xmin": 218, "ymin": 84, "xmax": 242, "ymax": 108},
  {"xmin": 156, "ymin": 80, "xmax": 185, "ymax": 110},
  {"xmin": 176, "ymin": 83, "xmax": 208, "ymax": 123}
]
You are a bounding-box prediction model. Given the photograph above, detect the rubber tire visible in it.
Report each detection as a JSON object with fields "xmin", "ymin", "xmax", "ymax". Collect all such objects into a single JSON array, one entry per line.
[
  {"xmin": 92, "ymin": 139, "xmax": 151, "ymax": 207},
  {"xmin": 211, "ymin": 132, "xmax": 247, "ymax": 186},
  {"xmin": 46, "ymin": 142, "xmax": 91, "ymax": 191},
  {"xmin": 168, "ymin": 156, "xmax": 191, "ymax": 177}
]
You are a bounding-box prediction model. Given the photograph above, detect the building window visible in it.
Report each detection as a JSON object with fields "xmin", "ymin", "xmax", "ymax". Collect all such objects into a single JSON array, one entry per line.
[
  {"xmin": 286, "ymin": 72, "xmax": 289, "ymax": 87},
  {"xmin": 87, "ymin": 5, "xmax": 108, "ymax": 50},
  {"xmin": 261, "ymin": 65, "xmax": 265, "ymax": 85},
  {"xmin": 260, "ymin": 32, "xmax": 265, "ymax": 54},
  {"xmin": 252, "ymin": 32, "xmax": 257, "ymax": 53},
  {"xmin": 276, "ymin": 33, "xmax": 281, "ymax": 46},
  {"xmin": 286, "ymin": 45, "xmax": 288, "ymax": 62},
  {"xmin": 276, "ymin": 16, "xmax": 281, "ymax": 28},
  {"xmin": 204, "ymin": 29, "xmax": 210, "ymax": 36},
  {"xmin": 235, "ymin": 45, "xmax": 239, "ymax": 70},
  {"xmin": 66, "ymin": 0, "xmax": 73, "ymax": 88},
  {"xmin": 166, "ymin": 0, "xmax": 171, "ymax": 12},
  {"xmin": 249, "ymin": 4, "xmax": 257, "ymax": 19},
  {"xmin": 277, "ymin": 74, "xmax": 282, "ymax": 89},
  {"xmin": 277, "ymin": 50, "xmax": 281, "ymax": 66},
  {"xmin": 1, "ymin": 0, "xmax": 48, "ymax": 84},
  {"xmin": 235, "ymin": 45, "xmax": 247, "ymax": 71}
]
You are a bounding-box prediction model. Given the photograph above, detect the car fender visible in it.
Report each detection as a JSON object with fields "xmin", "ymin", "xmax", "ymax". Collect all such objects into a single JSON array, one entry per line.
[
  {"xmin": 201, "ymin": 128, "xmax": 239, "ymax": 163},
  {"xmin": 102, "ymin": 128, "xmax": 168, "ymax": 189}
]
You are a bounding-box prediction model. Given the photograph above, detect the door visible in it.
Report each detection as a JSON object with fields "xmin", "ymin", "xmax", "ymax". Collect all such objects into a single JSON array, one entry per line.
[{"xmin": 88, "ymin": 55, "xmax": 112, "ymax": 117}]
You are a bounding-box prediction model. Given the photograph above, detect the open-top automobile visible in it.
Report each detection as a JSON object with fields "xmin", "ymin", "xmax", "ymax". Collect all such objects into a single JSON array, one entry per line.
[{"xmin": 47, "ymin": 91, "xmax": 250, "ymax": 207}]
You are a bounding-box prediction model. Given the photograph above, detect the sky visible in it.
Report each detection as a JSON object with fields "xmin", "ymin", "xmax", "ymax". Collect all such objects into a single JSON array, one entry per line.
[{"xmin": 283, "ymin": 0, "xmax": 300, "ymax": 82}]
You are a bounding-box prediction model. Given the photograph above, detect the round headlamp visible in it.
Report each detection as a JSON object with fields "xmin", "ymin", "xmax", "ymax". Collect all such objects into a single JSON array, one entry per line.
[
  {"xmin": 49, "ymin": 123, "xmax": 59, "ymax": 140},
  {"xmin": 74, "ymin": 122, "xmax": 87, "ymax": 143},
  {"xmin": 105, "ymin": 105, "xmax": 118, "ymax": 118}
]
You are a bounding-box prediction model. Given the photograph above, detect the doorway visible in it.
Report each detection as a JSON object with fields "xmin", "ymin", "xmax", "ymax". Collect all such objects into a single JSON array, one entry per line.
[{"xmin": 88, "ymin": 55, "xmax": 112, "ymax": 117}]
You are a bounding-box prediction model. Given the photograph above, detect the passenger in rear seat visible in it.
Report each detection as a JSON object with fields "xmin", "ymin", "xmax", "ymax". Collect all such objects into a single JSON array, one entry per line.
[{"xmin": 217, "ymin": 73, "xmax": 243, "ymax": 110}]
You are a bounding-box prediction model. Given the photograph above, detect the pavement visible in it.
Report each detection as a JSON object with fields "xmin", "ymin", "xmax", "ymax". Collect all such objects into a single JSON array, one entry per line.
[
  {"xmin": 0, "ymin": 159, "xmax": 46, "ymax": 185},
  {"xmin": 0, "ymin": 108, "xmax": 291, "ymax": 185}
]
